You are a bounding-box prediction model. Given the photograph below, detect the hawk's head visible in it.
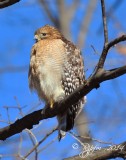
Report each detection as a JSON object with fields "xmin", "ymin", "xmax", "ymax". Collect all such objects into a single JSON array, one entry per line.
[{"xmin": 34, "ymin": 25, "xmax": 63, "ymax": 43}]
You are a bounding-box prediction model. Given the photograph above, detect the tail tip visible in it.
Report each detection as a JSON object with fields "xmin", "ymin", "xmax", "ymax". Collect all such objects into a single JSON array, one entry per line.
[{"xmin": 58, "ymin": 130, "xmax": 66, "ymax": 141}]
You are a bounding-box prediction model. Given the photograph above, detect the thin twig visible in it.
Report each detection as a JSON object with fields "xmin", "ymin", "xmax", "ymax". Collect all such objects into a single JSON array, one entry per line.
[
  {"xmin": 24, "ymin": 127, "xmax": 57, "ymax": 158},
  {"xmin": 69, "ymin": 131, "xmax": 113, "ymax": 145},
  {"xmin": 18, "ymin": 133, "xmax": 23, "ymax": 156},
  {"xmin": 91, "ymin": 45, "xmax": 100, "ymax": 55},
  {"xmin": 93, "ymin": 0, "xmax": 109, "ymax": 72},
  {"xmin": 15, "ymin": 99, "xmax": 38, "ymax": 159},
  {"xmin": 38, "ymin": 136, "xmax": 58, "ymax": 153},
  {"xmin": 96, "ymin": 35, "xmax": 126, "ymax": 71},
  {"xmin": 4, "ymin": 107, "xmax": 11, "ymax": 124},
  {"xmin": 25, "ymin": 129, "xmax": 38, "ymax": 160},
  {"xmin": 98, "ymin": 0, "xmax": 123, "ymax": 34},
  {"xmin": 101, "ymin": 0, "xmax": 108, "ymax": 45},
  {"xmin": 0, "ymin": 154, "xmax": 26, "ymax": 160},
  {"xmin": 14, "ymin": 97, "xmax": 24, "ymax": 117},
  {"xmin": 15, "ymin": 97, "xmax": 38, "ymax": 159},
  {"xmin": 25, "ymin": 129, "xmax": 38, "ymax": 145},
  {"xmin": 69, "ymin": 132, "xmax": 85, "ymax": 147}
]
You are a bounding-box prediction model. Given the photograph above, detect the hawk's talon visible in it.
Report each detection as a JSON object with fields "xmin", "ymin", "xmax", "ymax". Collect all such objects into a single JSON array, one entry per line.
[{"xmin": 50, "ymin": 99, "xmax": 54, "ymax": 108}]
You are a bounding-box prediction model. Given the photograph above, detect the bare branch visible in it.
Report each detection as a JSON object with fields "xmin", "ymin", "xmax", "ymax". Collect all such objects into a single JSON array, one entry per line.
[
  {"xmin": 69, "ymin": 131, "xmax": 113, "ymax": 145},
  {"xmin": 96, "ymin": 35, "xmax": 126, "ymax": 71},
  {"xmin": 107, "ymin": 35, "xmax": 126, "ymax": 50},
  {"xmin": 101, "ymin": 0, "xmax": 108, "ymax": 45},
  {"xmin": 24, "ymin": 127, "xmax": 57, "ymax": 158},
  {"xmin": 0, "ymin": 38, "xmax": 126, "ymax": 140},
  {"xmin": 25, "ymin": 129, "xmax": 38, "ymax": 160},
  {"xmin": 0, "ymin": 0, "xmax": 20, "ymax": 8},
  {"xmin": 38, "ymin": 136, "xmax": 57, "ymax": 153},
  {"xmin": 101, "ymin": 66, "xmax": 126, "ymax": 81},
  {"xmin": 98, "ymin": 0, "xmax": 123, "ymax": 34}
]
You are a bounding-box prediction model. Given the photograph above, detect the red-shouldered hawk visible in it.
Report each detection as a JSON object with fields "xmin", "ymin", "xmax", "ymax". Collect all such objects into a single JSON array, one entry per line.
[{"xmin": 28, "ymin": 25, "xmax": 86, "ymax": 140}]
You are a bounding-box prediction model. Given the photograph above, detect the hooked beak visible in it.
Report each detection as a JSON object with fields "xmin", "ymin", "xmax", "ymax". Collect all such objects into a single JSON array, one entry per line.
[
  {"xmin": 34, "ymin": 35, "xmax": 38, "ymax": 40},
  {"xmin": 34, "ymin": 35, "xmax": 39, "ymax": 43}
]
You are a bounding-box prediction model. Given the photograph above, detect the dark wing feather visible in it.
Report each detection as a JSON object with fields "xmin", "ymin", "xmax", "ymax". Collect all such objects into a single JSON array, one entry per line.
[{"xmin": 61, "ymin": 40, "xmax": 85, "ymax": 131}]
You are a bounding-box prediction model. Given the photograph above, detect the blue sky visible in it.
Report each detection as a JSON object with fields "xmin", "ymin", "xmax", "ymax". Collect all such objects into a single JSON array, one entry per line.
[{"xmin": 0, "ymin": 0, "xmax": 126, "ymax": 159}]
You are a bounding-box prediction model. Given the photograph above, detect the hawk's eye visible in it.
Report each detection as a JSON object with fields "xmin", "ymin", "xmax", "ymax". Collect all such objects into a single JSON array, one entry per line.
[{"xmin": 41, "ymin": 33, "xmax": 47, "ymax": 36}]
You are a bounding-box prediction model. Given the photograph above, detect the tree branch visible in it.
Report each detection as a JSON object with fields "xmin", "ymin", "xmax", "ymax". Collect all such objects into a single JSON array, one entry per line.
[
  {"xmin": 64, "ymin": 141, "xmax": 126, "ymax": 160},
  {"xmin": 24, "ymin": 127, "xmax": 57, "ymax": 158},
  {"xmin": 98, "ymin": 0, "xmax": 123, "ymax": 35},
  {"xmin": 0, "ymin": 0, "xmax": 20, "ymax": 9},
  {"xmin": 0, "ymin": 35, "xmax": 126, "ymax": 140},
  {"xmin": 96, "ymin": 35, "xmax": 126, "ymax": 71},
  {"xmin": 94, "ymin": 0, "xmax": 108, "ymax": 72},
  {"xmin": 101, "ymin": 0, "xmax": 108, "ymax": 46}
]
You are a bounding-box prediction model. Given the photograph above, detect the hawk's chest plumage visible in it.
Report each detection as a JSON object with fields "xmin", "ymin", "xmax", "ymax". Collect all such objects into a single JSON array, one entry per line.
[{"xmin": 29, "ymin": 39, "xmax": 67, "ymax": 102}]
